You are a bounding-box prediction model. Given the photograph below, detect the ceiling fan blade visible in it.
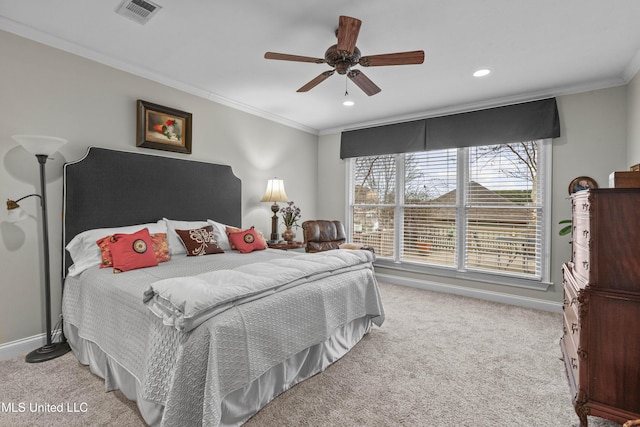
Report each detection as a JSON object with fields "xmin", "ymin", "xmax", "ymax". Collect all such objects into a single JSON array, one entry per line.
[
  {"xmin": 336, "ymin": 16, "xmax": 361, "ymax": 54},
  {"xmin": 297, "ymin": 70, "xmax": 335, "ymax": 92},
  {"xmin": 264, "ymin": 52, "xmax": 325, "ymax": 64},
  {"xmin": 359, "ymin": 50, "xmax": 425, "ymax": 67},
  {"xmin": 348, "ymin": 70, "xmax": 381, "ymax": 96}
]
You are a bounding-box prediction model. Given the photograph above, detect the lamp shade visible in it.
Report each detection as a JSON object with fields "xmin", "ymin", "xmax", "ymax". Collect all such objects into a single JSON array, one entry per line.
[
  {"xmin": 12, "ymin": 135, "xmax": 68, "ymax": 156},
  {"xmin": 260, "ymin": 178, "xmax": 289, "ymax": 203},
  {"xmin": 7, "ymin": 204, "xmax": 28, "ymax": 223}
]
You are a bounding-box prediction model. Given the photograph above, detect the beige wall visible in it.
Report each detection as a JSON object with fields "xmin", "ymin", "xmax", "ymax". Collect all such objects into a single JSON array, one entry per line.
[
  {"xmin": 628, "ymin": 70, "xmax": 640, "ymax": 162},
  {"xmin": 316, "ymin": 133, "xmax": 346, "ymax": 222},
  {"xmin": 0, "ymin": 31, "xmax": 318, "ymax": 346},
  {"xmin": 317, "ymin": 86, "xmax": 629, "ymax": 305}
]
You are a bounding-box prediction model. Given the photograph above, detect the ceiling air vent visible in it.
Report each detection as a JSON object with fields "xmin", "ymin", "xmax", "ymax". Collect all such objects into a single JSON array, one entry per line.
[{"xmin": 115, "ymin": 0, "xmax": 161, "ymax": 25}]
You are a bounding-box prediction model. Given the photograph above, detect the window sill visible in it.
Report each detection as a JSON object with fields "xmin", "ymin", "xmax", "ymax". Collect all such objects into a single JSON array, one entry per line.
[{"xmin": 373, "ymin": 258, "xmax": 552, "ymax": 291}]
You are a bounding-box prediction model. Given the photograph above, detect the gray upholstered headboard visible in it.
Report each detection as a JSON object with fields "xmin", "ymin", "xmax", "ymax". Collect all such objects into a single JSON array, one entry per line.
[{"xmin": 62, "ymin": 146, "xmax": 241, "ymax": 276}]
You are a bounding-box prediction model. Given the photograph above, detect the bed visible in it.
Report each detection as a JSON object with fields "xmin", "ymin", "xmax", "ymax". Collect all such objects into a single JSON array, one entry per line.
[{"xmin": 60, "ymin": 147, "xmax": 384, "ymax": 426}]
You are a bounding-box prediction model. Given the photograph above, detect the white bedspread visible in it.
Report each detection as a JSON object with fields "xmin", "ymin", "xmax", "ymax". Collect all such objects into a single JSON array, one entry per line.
[
  {"xmin": 143, "ymin": 249, "xmax": 376, "ymax": 332},
  {"xmin": 62, "ymin": 249, "xmax": 384, "ymax": 426}
]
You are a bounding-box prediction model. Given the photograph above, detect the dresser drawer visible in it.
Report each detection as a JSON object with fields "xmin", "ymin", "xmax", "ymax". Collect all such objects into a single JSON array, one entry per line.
[
  {"xmin": 572, "ymin": 192, "xmax": 591, "ymax": 216},
  {"xmin": 563, "ymin": 300, "xmax": 580, "ymax": 346},
  {"xmin": 563, "ymin": 263, "xmax": 584, "ymax": 291},
  {"xmin": 563, "ymin": 278, "xmax": 581, "ymax": 347},
  {"xmin": 572, "ymin": 242, "xmax": 591, "ymax": 284},
  {"xmin": 562, "ymin": 314, "xmax": 581, "ymax": 386},
  {"xmin": 572, "ymin": 214, "xmax": 591, "ymax": 249}
]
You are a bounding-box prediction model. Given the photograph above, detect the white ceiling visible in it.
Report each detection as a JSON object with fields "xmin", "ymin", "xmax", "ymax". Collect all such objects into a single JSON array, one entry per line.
[{"xmin": 2, "ymin": 0, "xmax": 640, "ymax": 135}]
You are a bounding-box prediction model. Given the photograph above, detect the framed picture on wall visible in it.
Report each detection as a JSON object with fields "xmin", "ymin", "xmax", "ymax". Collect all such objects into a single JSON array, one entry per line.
[{"xmin": 136, "ymin": 100, "xmax": 192, "ymax": 154}]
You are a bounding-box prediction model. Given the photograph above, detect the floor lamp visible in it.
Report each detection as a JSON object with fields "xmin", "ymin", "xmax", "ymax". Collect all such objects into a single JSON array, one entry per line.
[
  {"xmin": 260, "ymin": 178, "xmax": 289, "ymax": 243},
  {"xmin": 7, "ymin": 135, "xmax": 71, "ymax": 363}
]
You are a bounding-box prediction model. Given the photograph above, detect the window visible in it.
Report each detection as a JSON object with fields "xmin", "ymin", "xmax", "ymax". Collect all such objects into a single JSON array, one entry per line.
[{"xmin": 348, "ymin": 140, "xmax": 549, "ymax": 284}]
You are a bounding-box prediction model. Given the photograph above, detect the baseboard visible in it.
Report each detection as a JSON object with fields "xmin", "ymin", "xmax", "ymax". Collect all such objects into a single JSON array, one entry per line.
[
  {"xmin": 375, "ymin": 273, "xmax": 562, "ymax": 313},
  {"xmin": 0, "ymin": 331, "xmax": 62, "ymax": 362}
]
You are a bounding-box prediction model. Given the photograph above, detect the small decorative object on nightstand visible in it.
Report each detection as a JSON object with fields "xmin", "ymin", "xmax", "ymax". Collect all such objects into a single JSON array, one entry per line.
[{"xmin": 280, "ymin": 201, "xmax": 301, "ymax": 243}]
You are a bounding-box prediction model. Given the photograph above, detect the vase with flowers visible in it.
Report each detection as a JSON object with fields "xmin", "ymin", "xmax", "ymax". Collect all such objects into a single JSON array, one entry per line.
[{"xmin": 280, "ymin": 201, "xmax": 301, "ymax": 243}]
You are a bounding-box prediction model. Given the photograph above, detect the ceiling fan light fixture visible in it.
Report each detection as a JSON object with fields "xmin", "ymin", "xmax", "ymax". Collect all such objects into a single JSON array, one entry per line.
[
  {"xmin": 342, "ymin": 88, "xmax": 355, "ymax": 106},
  {"xmin": 343, "ymin": 77, "xmax": 355, "ymax": 106},
  {"xmin": 264, "ymin": 15, "xmax": 424, "ymax": 96},
  {"xmin": 473, "ymin": 68, "xmax": 491, "ymax": 77}
]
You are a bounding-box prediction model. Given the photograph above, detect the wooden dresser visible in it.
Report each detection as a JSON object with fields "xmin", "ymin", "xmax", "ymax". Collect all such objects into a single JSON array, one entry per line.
[{"xmin": 560, "ymin": 189, "xmax": 640, "ymax": 426}]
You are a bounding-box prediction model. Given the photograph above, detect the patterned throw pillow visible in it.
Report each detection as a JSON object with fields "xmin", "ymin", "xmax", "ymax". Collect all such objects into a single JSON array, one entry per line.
[
  {"xmin": 108, "ymin": 228, "xmax": 159, "ymax": 273},
  {"xmin": 227, "ymin": 226, "xmax": 267, "ymax": 254},
  {"xmin": 97, "ymin": 233, "xmax": 170, "ymax": 268},
  {"xmin": 175, "ymin": 225, "xmax": 224, "ymax": 256}
]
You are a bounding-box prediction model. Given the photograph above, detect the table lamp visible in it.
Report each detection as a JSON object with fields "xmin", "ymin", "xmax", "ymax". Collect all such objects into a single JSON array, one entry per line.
[{"xmin": 260, "ymin": 178, "xmax": 289, "ymax": 243}]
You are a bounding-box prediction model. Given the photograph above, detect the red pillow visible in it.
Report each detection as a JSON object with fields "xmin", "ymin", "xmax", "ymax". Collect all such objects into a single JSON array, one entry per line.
[
  {"xmin": 175, "ymin": 226, "xmax": 224, "ymax": 256},
  {"xmin": 227, "ymin": 226, "xmax": 267, "ymax": 254},
  {"xmin": 109, "ymin": 228, "xmax": 159, "ymax": 273},
  {"xmin": 226, "ymin": 226, "xmax": 268, "ymax": 250},
  {"xmin": 97, "ymin": 233, "xmax": 170, "ymax": 268}
]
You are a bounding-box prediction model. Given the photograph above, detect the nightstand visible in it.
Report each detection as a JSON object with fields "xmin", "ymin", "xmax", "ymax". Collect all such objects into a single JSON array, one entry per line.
[{"xmin": 268, "ymin": 241, "xmax": 305, "ymax": 251}]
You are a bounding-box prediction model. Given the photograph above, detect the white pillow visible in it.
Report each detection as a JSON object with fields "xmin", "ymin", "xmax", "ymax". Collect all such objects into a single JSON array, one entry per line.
[
  {"xmin": 207, "ymin": 219, "xmax": 232, "ymax": 251},
  {"xmin": 66, "ymin": 220, "xmax": 166, "ymax": 277},
  {"xmin": 163, "ymin": 219, "xmax": 210, "ymax": 255}
]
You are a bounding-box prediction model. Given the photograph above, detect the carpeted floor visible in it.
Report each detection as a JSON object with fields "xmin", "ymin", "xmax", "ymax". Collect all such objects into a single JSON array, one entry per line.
[{"xmin": 0, "ymin": 282, "xmax": 623, "ymax": 426}]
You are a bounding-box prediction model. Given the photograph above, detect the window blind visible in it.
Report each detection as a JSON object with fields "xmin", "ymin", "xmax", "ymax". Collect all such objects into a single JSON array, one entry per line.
[
  {"xmin": 350, "ymin": 155, "xmax": 396, "ymax": 257},
  {"xmin": 348, "ymin": 141, "xmax": 545, "ymax": 280},
  {"xmin": 402, "ymin": 150, "xmax": 458, "ymax": 267},
  {"xmin": 464, "ymin": 142, "xmax": 542, "ymax": 276}
]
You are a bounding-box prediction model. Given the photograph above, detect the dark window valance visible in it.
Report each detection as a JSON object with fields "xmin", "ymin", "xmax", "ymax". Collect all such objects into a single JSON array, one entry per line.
[
  {"xmin": 426, "ymin": 98, "xmax": 560, "ymax": 150},
  {"xmin": 340, "ymin": 98, "xmax": 560, "ymax": 159},
  {"xmin": 340, "ymin": 119, "xmax": 426, "ymax": 159}
]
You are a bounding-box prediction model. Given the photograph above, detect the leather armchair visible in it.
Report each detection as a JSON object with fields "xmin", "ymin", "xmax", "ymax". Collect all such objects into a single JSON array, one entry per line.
[{"xmin": 302, "ymin": 220, "xmax": 346, "ymax": 253}]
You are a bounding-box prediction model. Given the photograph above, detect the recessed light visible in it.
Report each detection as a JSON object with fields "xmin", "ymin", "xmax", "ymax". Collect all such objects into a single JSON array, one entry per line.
[
  {"xmin": 473, "ymin": 69, "xmax": 491, "ymax": 77},
  {"xmin": 343, "ymin": 99, "xmax": 355, "ymax": 107}
]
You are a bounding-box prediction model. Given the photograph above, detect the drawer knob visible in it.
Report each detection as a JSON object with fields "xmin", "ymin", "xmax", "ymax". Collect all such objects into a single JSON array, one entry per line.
[
  {"xmin": 571, "ymin": 323, "xmax": 579, "ymax": 333},
  {"xmin": 571, "ymin": 357, "xmax": 578, "ymax": 369},
  {"xmin": 581, "ymin": 203, "xmax": 589, "ymax": 211},
  {"xmin": 582, "ymin": 229, "xmax": 589, "ymax": 238},
  {"xmin": 582, "ymin": 261, "xmax": 589, "ymax": 270}
]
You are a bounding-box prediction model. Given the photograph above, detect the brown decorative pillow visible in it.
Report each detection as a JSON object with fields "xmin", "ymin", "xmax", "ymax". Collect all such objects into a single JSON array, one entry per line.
[{"xmin": 175, "ymin": 225, "xmax": 224, "ymax": 256}]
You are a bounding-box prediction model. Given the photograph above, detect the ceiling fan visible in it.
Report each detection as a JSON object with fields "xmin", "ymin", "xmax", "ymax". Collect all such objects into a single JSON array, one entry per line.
[{"xmin": 264, "ymin": 15, "xmax": 425, "ymax": 96}]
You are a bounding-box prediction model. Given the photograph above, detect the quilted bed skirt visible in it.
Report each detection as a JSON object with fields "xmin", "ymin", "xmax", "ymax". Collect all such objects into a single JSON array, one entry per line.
[{"xmin": 64, "ymin": 315, "xmax": 372, "ymax": 426}]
